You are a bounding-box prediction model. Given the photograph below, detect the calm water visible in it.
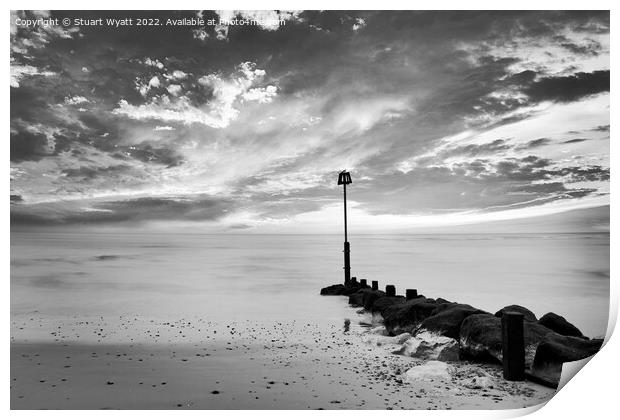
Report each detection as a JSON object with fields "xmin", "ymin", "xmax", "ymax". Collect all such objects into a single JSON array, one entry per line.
[{"xmin": 10, "ymin": 231, "xmax": 610, "ymax": 338}]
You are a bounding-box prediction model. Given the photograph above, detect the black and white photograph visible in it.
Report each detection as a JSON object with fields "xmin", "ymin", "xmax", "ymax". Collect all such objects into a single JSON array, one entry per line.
[{"xmin": 9, "ymin": 7, "xmax": 612, "ymax": 411}]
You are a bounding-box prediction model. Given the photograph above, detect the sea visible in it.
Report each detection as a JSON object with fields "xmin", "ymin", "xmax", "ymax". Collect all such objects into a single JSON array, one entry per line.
[{"xmin": 10, "ymin": 230, "xmax": 610, "ymax": 339}]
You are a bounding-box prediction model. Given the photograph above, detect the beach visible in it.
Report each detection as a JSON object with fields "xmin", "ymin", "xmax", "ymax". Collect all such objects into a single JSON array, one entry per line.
[
  {"xmin": 11, "ymin": 314, "xmax": 555, "ymax": 409},
  {"xmin": 10, "ymin": 230, "xmax": 607, "ymax": 409}
]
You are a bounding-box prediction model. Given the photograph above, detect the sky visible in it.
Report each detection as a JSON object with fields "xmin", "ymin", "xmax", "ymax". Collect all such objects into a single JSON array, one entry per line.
[{"xmin": 10, "ymin": 10, "xmax": 610, "ymax": 233}]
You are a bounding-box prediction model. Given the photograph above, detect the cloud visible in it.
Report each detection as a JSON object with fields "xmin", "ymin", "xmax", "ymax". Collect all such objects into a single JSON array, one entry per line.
[
  {"xmin": 523, "ymin": 70, "xmax": 610, "ymax": 103},
  {"xmin": 563, "ymin": 138, "xmax": 588, "ymax": 144},
  {"xmin": 215, "ymin": 10, "xmax": 301, "ymax": 32},
  {"xmin": 10, "ymin": 126, "xmax": 58, "ymax": 162},
  {"xmin": 515, "ymin": 138, "xmax": 552, "ymax": 149},
  {"xmin": 114, "ymin": 62, "xmax": 276, "ymax": 128},
  {"xmin": 591, "ymin": 124, "xmax": 609, "ymax": 132},
  {"xmin": 10, "ymin": 64, "xmax": 56, "ymax": 88},
  {"xmin": 558, "ymin": 38, "xmax": 603, "ymax": 56},
  {"xmin": 352, "ymin": 18, "xmax": 366, "ymax": 31},
  {"xmin": 64, "ymin": 96, "xmax": 90, "ymax": 105},
  {"xmin": 61, "ymin": 164, "xmax": 133, "ymax": 180},
  {"xmin": 11, "ymin": 195, "xmax": 233, "ymax": 225},
  {"xmin": 10, "ymin": 10, "xmax": 79, "ymax": 88},
  {"xmin": 9, "ymin": 11, "xmax": 610, "ymax": 228},
  {"xmin": 114, "ymin": 143, "xmax": 185, "ymax": 167}
]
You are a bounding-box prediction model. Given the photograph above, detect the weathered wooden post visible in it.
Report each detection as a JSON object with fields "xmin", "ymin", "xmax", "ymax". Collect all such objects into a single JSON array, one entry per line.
[
  {"xmin": 501, "ymin": 312, "xmax": 525, "ymax": 381},
  {"xmin": 386, "ymin": 285, "xmax": 396, "ymax": 297},
  {"xmin": 406, "ymin": 289, "xmax": 418, "ymax": 300},
  {"xmin": 351, "ymin": 276, "xmax": 357, "ymax": 286},
  {"xmin": 360, "ymin": 279, "xmax": 368, "ymax": 287},
  {"xmin": 338, "ymin": 170, "xmax": 353, "ymax": 285},
  {"xmin": 371, "ymin": 281, "xmax": 378, "ymax": 291}
]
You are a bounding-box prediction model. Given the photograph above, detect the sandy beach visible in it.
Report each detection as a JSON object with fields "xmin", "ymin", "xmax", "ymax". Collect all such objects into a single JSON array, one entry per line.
[{"xmin": 11, "ymin": 312, "xmax": 555, "ymax": 409}]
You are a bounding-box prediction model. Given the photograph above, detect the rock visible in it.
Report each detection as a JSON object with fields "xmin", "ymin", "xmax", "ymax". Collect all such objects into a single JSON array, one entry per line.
[
  {"xmin": 435, "ymin": 298, "xmax": 452, "ymax": 305},
  {"xmin": 402, "ymin": 361, "xmax": 453, "ymax": 382},
  {"xmin": 459, "ymin": 314, "xmax": 503, "ymax": 362},
  {"xmin": 361, "ymin": 289, "xmax": 387, "ymax": 310},
  {"xmin": 459, "ymin": 313, "xmax": 555, "ymax": 367},
  {"xmin": 320, "ymin": 283, "xmax": 361, "ymax": 296},
  {"xmin": 418, "ymin": 303, "xmax": 488, "ymax": 339},
  {"xmin": 348, "ymin": 290, "xmax": 365, "ymax": 306},
  {"xmin": 395, "ymin": 331, "xmax": 460, "ymax": 361},
  {"xmin": 368, "ymin": 326, "xmax": 388, "ymax": 335},
  {"xmin": 530, "ymin": 334, "xmax": 603, "ymax": 387},
  {"xmin": 495, "ymin": 305, "xmax": 537, "ymax": 323},
  {"xmin": 371, "ymin": 296, "xmax": 406, "ymax": 315},
  {"xmin": 345, "ymin": 289, "xmax": 373, "ymax": 307},
  {"xmin": 320, "ymin": 284, "xmax": 347, "ymax": 296},
  {"xmin": 461, "ymin": 373, "xmax": 495, "ymax": 389},
  {"xmin": 363, "ymin": 332, "xmax": 411, "ymax": 347},
  {"xmin": 538, "ymin": 312, "xmax": 585, "ymax": 338},
  {"xmin": 382, "ymin": 298, "xmax": 438, "ymax": 335},
  {"xmin": 522, "ymin": 323, "xmax": 556, "ymax": 367}
]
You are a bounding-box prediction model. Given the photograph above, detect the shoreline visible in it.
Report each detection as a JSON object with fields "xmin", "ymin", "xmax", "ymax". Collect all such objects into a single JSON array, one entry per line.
[{"xmin": 11, "ymin": 313, "xmax": 554, "ymax": 409}]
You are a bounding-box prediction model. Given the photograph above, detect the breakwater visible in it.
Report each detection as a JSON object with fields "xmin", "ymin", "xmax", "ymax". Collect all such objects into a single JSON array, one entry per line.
[{"xmin": 321, "ymin": 277, "xmax": 603, "ymax": 388}]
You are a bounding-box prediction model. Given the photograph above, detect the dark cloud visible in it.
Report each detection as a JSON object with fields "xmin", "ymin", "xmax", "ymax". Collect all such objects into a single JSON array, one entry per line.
[
  {"xmin": 114, "ymin": 144, "xmax": 185, "ymax": 167},
  {"xmin": 563, "ymin": 138, "xmax": 588, "ymax": 144},
  {"xmin": 61, "ymin": 164, "xmax": 133, "ymax": 180},
  {"xmin": 554, "ymin": 35, "xmax": 603, "ymax": 56},
  {"xmin": 523, "ymin": 70, "xmax": 609, "ymax": 103},
  {"xmin": 11, "ymin": 196, "xmax": 234, "ymax": 225},
  {"xmin": 10, "ymin": 130, "xmax": 51, "ymax": 162},
  {"xmin": 349, "ymin": 155, "xmax": 607, "ymax": 215},
  {"xmin": 437, "ymin": 139, "xmax": 511, "ymax": 159},
  {"xmin": 516, "ymin": 138, "xmax": 552, "ymax": 150}
]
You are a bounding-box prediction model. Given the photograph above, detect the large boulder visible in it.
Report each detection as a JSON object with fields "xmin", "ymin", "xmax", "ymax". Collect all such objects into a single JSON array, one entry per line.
[
  {"xmin": 382, "ymin": 298, "xmax": 438, "ymax": 335},
  {"xmin": 530, "ymin": 334, "xmax": 603, "ymax": 387},
  {"xmin": 402, "ymin": 361, "xmax": 453, "ymax": 383},
  {"xmin": 320, "ymin": 284, "xmax": 347, "ymax": 295},
  {"xmin": 320, "ymin": 283, "xmax": 362, "ymax": 296},
  {"xmin": 459, "ymin": 313, "xmax": 555, "ymax": 367},
  {"xmin": 459, "ymin": 314, "xmax": 503, "ymax": 362},
  {"xmin": 371, "ymin": 296, "xmax": 406, "ymax": 316},
  {"xmin": 362, "ymin": 332, "xmax": 411, "ymax": 348},
  {"xmin": 495, "ymin": 305, "xmax": 538, "ymax": 323},
  {"xmin": 395, "ymin": 331, "xmax": 460, "ymax": 361},
  {"xmin": 538, "ymin": 312, "xmax": 585, "ymax": 338},
  {"xmin": 348, "ymin": 290, "xmax": 366, "ymax": 306},
  {"xmin": 418, "ymin": 303, "xmax": 488, "ymax": 339},
  {"xmin": 361, "ymin": 290, "xmax": 387, "ymax": 310},
  {"xmin": 523, "ymin": 323, "xmax": 557, "ymax": 366}
]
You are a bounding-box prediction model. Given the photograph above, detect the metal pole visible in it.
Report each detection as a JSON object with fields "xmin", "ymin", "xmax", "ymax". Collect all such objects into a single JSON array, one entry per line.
[
  {"xmin": 343, "ymin": 182, "xmax": 351, "ymax": 285},
  {"xmin": 344, "ymin": 183, "xmax": 348, "ymax": 240}
]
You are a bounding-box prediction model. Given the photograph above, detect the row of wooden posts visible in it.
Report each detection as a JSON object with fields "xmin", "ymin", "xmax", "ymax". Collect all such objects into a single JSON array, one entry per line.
[
  {"xmin": 352, "ymin": 277, "xmax": 419, "ymax": 300},
  {"xmin": 347, "ymin": 276, "xmax": 526, "ymax": 381}
]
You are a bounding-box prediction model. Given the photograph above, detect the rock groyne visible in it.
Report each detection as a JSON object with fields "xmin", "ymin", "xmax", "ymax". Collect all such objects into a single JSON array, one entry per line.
[{"xmin": 321, "ymin": 279, "xmax": 603, "ymax": 388}]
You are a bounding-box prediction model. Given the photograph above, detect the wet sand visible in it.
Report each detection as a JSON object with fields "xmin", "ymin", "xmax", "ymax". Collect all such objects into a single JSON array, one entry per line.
[{"xmin": 11, "ymin": 314, "xmax": 555, "ymax": 409}]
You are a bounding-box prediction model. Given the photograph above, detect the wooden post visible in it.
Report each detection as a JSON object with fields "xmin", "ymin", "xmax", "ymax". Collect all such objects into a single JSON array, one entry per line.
[
  {"xmin": 385, "ymin": 285, "xmax": 396, "ymax": 297},
  {"xmin": 371, "ymin": 281, "xmax": 378, "ymax": 291},
  {"xmin": 360, "ymin": 279, "xmax": 367, "ymax": 287},
  {"xmin": 502, "ymin": 312, "xmax": 525, "ymax": 381},
  {"xmin": 351, "ymin": 276, "xmax": 357, "ymax": 286},
  {"xmin": 406, "ymin": 289, "xmax": 418, "ymax": 300}
]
